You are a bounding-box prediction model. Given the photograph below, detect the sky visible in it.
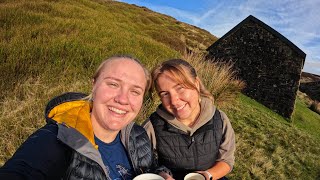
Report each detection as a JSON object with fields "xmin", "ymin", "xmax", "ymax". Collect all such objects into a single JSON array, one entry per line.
[{"xmin": 119, "ymin": 0, "xmax": 320, "ymax": 75}]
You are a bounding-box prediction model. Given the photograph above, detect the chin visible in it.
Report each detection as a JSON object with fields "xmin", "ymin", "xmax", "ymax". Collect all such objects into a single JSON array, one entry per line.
[{"xmin": 107, "ymin": 123, "xmax": 125, "ymax": 131}]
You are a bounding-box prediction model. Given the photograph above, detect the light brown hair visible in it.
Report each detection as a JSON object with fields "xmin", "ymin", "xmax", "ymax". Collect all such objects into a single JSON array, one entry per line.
[
  {"xmin": 86, "ymin": 55, "xmax": 151, "ymax": 101},
  {"xmin": 152, "ymin": 59, "xmax": 213, "ymax": 101}
]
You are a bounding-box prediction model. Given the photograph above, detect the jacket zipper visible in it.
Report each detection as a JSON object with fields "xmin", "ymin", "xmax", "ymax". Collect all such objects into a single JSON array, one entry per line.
[{"xmin": 192, "ymin": 136, "xmax": 199, "ymax": 168}]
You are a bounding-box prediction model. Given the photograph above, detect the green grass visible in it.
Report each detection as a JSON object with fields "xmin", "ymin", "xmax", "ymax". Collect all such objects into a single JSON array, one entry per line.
[
  {"xmin": 292, "ymin": 98, "xmax": 320, "ymax": 140},
  {"xmin": 1, "ymin": 0, "xmax": 203, "ymax": 99},
  {"xmin": 0, "ymin": 0, "xmax": 320, "ymax": 179},
  {"xmin": 225, "ymin": 95, "xmax": 320, "ymax": 179}
]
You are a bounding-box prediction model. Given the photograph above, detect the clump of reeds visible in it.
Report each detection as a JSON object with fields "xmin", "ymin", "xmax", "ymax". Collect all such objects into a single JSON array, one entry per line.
[{"xmin": 182, "ymin": 51, "xmax": 245, "ymax": 109}]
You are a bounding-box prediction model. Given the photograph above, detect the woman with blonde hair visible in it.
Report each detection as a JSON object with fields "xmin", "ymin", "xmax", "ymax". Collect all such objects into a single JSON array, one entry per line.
[{"xmin": 0, "ymin": 55, "xmax": 171, "ymax": 180}]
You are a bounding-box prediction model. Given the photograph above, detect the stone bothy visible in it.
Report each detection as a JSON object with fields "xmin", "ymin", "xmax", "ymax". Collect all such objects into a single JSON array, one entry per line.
[{"xmin": 207, "ymin": 15, "xmax": 306, "ymax": 118}]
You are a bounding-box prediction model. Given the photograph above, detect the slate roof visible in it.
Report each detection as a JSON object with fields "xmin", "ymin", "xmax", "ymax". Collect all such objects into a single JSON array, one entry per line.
[{"xmin": 207, "ymin": 15, "xmax": 306, "ymax": 60}]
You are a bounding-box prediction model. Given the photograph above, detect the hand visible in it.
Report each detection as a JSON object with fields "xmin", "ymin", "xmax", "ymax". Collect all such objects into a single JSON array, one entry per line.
[{"xmin": 159, "ymin": 172, "xmax": 175, "ymax": 180}]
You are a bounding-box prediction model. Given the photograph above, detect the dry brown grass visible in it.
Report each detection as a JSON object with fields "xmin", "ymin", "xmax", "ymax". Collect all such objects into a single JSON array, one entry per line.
[
  {"xmin": 0, "ymin": 76, "xmax": 89, "ymax": 165},
  {"xmin": 182, "ymin": 51, "xmax": 245, "ymax": 109}
]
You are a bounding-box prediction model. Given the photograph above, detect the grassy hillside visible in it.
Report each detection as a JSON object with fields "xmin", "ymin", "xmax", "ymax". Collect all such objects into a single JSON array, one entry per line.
[
  {"xmin": 0, "ymin": 0, "xmax": 217, "ymax": 100},
  {"xmin": 1, "ymin": 0, "xmax": 320, "ymax": 179},
  {"xmin": 226, "ymin": 94, "xmax": 320, "ymax": 179}
]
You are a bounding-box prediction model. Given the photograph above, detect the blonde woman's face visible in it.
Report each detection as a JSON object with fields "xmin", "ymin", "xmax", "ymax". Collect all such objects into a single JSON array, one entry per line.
[
  {"xmin": 91, "ymin": 58, "xmax": 147, "ymax": 132},
  {"xmin": 156, "ymin": 71, "xmax": 200, "ymax": 123}
]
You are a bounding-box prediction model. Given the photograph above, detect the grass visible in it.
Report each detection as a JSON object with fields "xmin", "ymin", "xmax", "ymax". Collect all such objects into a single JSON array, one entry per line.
[
  {"xmin": 182, "ymin": 52, "xmax": 245, "ymax": 109},
  {"xmin": 225, "ymin": 95, "xmax": 320, "ymax": 179},
  {"xmin": 292, "ymin": 97, "xmax": 320, "ymax": 141},
  {"xmin": 1, "ymin": 0, "xmax": 320, "ymax": 179},
  {"xmin": 1, "ymin": 0, "xmax": 198, "ymax": 99}
]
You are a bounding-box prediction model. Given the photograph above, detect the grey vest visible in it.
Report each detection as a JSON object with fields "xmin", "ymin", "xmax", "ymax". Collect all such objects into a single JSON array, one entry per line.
[{"xmin": 150, "ymin": 110, "xmax": 223, "ymax": 179}]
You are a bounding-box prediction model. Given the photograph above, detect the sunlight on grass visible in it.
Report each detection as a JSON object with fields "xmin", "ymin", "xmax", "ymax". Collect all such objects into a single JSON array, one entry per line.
[{"xmin": 226, "ymin": 94, "xmax": 320, "ymax": 179}]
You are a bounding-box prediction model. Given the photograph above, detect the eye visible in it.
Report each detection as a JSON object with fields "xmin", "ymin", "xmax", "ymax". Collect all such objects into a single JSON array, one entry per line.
[
  {"xmin": 159, "ymin": 92, "xmax": 169, "ymax": 98},
  {"xmin": 176, "ymin": 86, "xmax": 185, "ymax": 92},
  {"xmin": 107, "ymin": 82, "xmax": 118, "ymax": 88},
  {"xmin": 131, "ymin": 89, "xmax": 142, "ymax": 96}
]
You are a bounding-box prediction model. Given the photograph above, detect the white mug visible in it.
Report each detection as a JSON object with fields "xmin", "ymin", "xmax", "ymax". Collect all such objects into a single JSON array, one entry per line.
[
  {"xmin": 184, "ymin": 172, "xmax": 206, "ymax": 180},
  {"xmin": 133, "ymin": 173, "xmax": 165, "ymax": 180}
]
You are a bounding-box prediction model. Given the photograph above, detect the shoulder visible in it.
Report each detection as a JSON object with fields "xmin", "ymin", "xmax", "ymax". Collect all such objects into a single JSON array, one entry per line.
[
  {"xmin": 131, "ymin": 123, "xmax": 149, "ymax": 139},
  {"xmin": 215, "ymin": 109, "xmax": 231, "ymax": 124},
  {"xmin": 146, "ymin": 112, "xmax": 166, "ymax": 127},
  {"xmin": 1, "ymin": 123, "xmax": 72, "ymax": 179},
  {"xmin": 142, "ymin": 118, "xmax": 152, "ymax": 129},
  {"xmin": 216, "ymin": 109, "xmax": 235, "ymax": 138},
  {"xmin": 15, "ymin": 123, "xmax": 71, "ymax": 163}
]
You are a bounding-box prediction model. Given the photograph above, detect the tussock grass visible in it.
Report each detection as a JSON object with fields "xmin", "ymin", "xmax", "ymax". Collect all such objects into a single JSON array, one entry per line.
[{"xmin": 182, "ymin": 52, "xmax": 245, "ymax": 109}]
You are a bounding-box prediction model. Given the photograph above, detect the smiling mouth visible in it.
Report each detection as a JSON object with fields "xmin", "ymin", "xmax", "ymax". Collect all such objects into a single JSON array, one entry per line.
[
  {"xmin": 176, "ymin": 104, "xmax": 186, "ymax": 111},
  {"xmin": 109, "ymin": 107, "xmax": 127, "ymax": 115}
]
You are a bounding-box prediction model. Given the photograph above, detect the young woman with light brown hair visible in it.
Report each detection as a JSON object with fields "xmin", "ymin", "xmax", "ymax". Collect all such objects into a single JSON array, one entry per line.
[{"xmin": 143, "ymin": 59, "xmax": 235, "ymax": 180}]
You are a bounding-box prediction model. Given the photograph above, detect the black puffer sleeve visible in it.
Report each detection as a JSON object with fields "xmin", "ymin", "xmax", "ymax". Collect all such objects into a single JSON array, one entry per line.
[{"xmin": 0, "ymin": 123, "xmax": 72, "ymax": 180}]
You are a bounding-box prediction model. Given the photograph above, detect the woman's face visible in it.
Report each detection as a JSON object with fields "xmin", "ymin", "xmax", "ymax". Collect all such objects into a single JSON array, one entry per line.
[
  {"xmin": 91, "ymin": 58, "xmax": 147, "ymax": 132},
  {"xmin": 156, "ymin": 71, "xmax": 201, "ymax": 123}
]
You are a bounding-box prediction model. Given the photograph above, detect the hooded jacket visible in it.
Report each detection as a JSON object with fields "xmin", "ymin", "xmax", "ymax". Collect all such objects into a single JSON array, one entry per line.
[{"xmin": 0, "ymin": 92, "xmax": 154, "ymax": 180}]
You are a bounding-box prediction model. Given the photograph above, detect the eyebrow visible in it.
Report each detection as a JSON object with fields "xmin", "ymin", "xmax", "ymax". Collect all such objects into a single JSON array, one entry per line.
[
  {"xmin": 103, "ymin": 77, "xmax": 144, "ymax": 91},
  {"xmin": 158, "ymin": 83, "xmax": 182, "ymax": 94}
]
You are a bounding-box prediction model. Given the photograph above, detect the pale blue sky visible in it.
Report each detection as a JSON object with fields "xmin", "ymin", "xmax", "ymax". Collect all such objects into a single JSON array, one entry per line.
[{"xmin": 120, "ymin": 0, "xmax": 320, "ymax": 75}]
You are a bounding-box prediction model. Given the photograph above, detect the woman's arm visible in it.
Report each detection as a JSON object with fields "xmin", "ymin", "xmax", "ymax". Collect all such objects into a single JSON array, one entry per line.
[
  {"xmin": 0, "ymin": 123, "xmax": 71, "ymax": 180},
  {"xmin": 198, "ymin": 161, "xmax": 231, "ymax": 180},
  {"xmin": 198, "ymin": 111, "xmax": 236, "ymax": 180}
]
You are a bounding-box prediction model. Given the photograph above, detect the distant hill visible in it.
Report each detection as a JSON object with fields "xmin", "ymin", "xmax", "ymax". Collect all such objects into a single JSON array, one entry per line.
[
  {"xmin": 301, "ymin": 72, "xmax": 320, "ymax": 83},
  {"xmin": 128, "ymin": 3, "xmax": 218, "ymax": 53},
  {"xmin": 300, "ymin": 72, "xmax": 320, "ymax": 102}
]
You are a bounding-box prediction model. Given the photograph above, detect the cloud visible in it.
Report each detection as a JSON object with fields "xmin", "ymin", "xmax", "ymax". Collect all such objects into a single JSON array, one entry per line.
[
  {"xmin": 303, "ymin": 60, "xmax": 320, "ymax": 75},
  {"xmin": 122, "ymin": 0, "xmax": 320, "ymax": 75},
  {"xmin": 187, "ymin": 0, "xmax": 320, "ymax": 74}
]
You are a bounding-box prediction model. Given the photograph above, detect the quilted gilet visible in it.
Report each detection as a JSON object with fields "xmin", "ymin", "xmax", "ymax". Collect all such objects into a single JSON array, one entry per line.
[{"xmin": 150, "ymin": 110, "xmax": 223, "ymax": 179}]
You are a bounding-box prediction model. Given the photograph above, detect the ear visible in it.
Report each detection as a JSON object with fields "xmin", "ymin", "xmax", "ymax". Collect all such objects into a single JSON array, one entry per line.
[{"xmin": 91, "ymin": 79, "xmax": 96, "ymax": 95}]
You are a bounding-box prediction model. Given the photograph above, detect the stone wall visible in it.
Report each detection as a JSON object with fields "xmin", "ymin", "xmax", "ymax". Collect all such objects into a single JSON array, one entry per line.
[{"xmin": 207, "ymin": 18, "xmax": 305, "ymax": 118}]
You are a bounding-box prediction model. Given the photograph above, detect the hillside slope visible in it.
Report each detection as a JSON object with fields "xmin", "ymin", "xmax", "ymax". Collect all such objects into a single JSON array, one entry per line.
[
  {"xmin": 0, "ymin": 0, "xmax": 319, "ymax": 179},
  {"xmin": 0, "ymin": 0, "xmax": 217, "ymax": 100}
]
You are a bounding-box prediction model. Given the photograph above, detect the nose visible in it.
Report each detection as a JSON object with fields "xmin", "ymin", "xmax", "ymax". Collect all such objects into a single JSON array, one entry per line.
[
  {"xmin": 169, "ymin": 92, "xmax": 179, "ymax": 106},
  {"xmin": 114, "ymin": 89, "xmax": 129, "ymax": 104}
]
